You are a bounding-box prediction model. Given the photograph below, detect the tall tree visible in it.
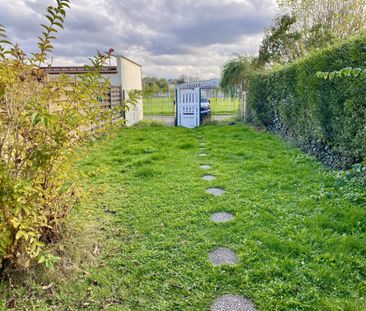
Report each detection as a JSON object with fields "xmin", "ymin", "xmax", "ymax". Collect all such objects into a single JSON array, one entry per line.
[
  {"xmin": 158, "ymin": 78, "xmax": 169, "ymax": 93},
  {"xmin": 278, "ymin": 0, "xmax": 366, "ymax": 39},
  {"xmin": 258, "ymin": 14, "xmax": 302, "ymax": 67},
  {"xmin": 259, "ymin": 0, "xmax": 366, "ymax": 66}
]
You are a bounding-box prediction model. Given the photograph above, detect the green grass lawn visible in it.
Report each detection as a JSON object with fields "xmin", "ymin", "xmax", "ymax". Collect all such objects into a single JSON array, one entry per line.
[
  {"xmin": 209, "ymin": 97, "xmax": 239, "ymax": 114},
  {"xmin": 143, "ymin": 96, "xmax": 175, "ymax": 116},
  {"xmin": 143, "ymin": 97, "xmax": 239, "ymax": 116},
  {"xmin": 1, "ymin": 123, "xmax": 365, "ymax": 310}
]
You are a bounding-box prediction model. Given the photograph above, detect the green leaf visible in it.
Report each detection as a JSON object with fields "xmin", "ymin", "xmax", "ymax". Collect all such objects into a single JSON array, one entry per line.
[
  {"xmin": 59, "ymin": 8, "xmax": 66, "ymax": 16},
  {"xmin": 47, "ymin": 7, "xmax": 56, "ymax": 18},
  {"xmin": 32, "ymin": 112, "xmax": 41, "ymax": 125},
  {"xmin": 352, "ymin": 68, "xmax": 362, "ymax": 77},
  {"xmin": 53, "ymin": 22, "xmax": 64, "ymax": 29},
  {"xmin": 55, "ymin": 15, "xmax": 64, "ymax": 23},
  {"xmin": 0, "ymin": 40, "xmax": 11, "ymax": 45},
  {"xmin": 15, "ymin": 230, "xmax": 28, "ymax": 241},
  {"xmin": 37, "ymin": 36, "xmax": 46, "ymax": 44},
  {"xmin": 329, "ymin": 72, "xmax": 336, "ymax": 80},
  {"xmin": 41, "ymin": 24, "xmax": 50, "ymax": 32},
  {"xmin": 45, "ymin": 15, "xmax": 53, "ymax": 24},
  {"xmin": 38, "ymin": 255, "xmax": 46, "ymax": 264},
  {"xmin": 341, "ymin": 67, "xmax": 353, "ymax": 76},
  {"xmin": 359, "ymin": 69, "xmax": 366, "ymax": 79}
]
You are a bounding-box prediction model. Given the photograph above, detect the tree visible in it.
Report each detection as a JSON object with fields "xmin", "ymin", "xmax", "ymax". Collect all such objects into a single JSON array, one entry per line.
[
  {"xmin": 258, "ymin": 0, "xmax": 366, "ymax": 67},
  {"xmin": 278, "ymin": 0, "xmax": 366, "ymax": 39},
  {"xmin": 220, "ymin": 54, "xmax": 253, "ymax": 97},
  {"xmin": 143, "ymin": 77, "xmax": 158, "ymax": 89},
  {"xmin": 158, "ymin": 78, "xmax": 169, "ymax": 93},
  {"xmin": 258, "ymin": 14, "xmax": 302, "ymax": 67},
  {"xmin": 174, "ymin": 75, "xmax": 199, "ymax": 84},
  {"xmin": 142, "ymin": 76, "xmax": 169, "ymax": 98}
]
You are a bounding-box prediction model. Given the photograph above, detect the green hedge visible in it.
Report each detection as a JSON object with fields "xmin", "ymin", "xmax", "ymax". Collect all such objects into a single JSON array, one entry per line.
[{"xmin": 248, "ymin": 34, "xmax": 366, "ymax": 168}]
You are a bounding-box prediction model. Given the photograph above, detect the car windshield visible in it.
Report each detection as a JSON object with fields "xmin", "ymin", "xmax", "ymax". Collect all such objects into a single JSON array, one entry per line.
[{"xmin": 201, "ymin": 91, "xmax": 209, "ymax": 103}]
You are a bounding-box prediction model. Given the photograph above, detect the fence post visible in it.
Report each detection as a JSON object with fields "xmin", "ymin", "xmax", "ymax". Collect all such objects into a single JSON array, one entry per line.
[{"xmin": 242, "ymin": 91, "xmax": 248, "ymax": 122}]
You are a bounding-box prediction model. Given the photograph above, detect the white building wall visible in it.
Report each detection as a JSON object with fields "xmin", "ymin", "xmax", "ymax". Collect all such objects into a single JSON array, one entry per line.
[
  {"xmin": 116, "ymin": 56, "xmax": 143, "ymax": 127},
  {"xmin": 45, "ymin": 55, "xmax": 144, "ymax": 127}
]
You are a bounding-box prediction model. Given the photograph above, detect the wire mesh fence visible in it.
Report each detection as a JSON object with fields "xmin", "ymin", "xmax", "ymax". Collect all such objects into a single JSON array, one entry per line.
[
  {"xmin": 143, "ymin": 96, "xmax": 239, "ymax": 115},
  {"xmin": 142, "ymin": 93, "xmax": 241, "ymax": 125}
]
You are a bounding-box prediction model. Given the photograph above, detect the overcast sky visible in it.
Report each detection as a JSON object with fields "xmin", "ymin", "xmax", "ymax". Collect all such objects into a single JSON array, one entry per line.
[{"xmin": 0, "ymin": 0, "xmax": 278, "ymax": 79}]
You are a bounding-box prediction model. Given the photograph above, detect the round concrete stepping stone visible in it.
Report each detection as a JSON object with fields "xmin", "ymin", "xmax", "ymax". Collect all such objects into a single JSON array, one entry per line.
[
  {"xmin": 208, "ymin": 247, "xmax": 238, "ymax": 266},
  {"xmin": 200, "ymin": 165, "xmax": 211, "ymax": 170},
  {"xmin": 206, "ymin": 188, "xmax": 225, "ymax": 196},
  {"xmin": 199, "ymin": 153, "xmax": 208, "ymax": 157},
  {"xmin": 211, "ymin": 212, "xmax": 234, "ymax": 223},
  {"xmin": 211, "ymin": 295, "xmax": 256, "ymax": 311},
  {"xmin": 202, "ymin": 175, "xmax": 216, "ymax": 181}
]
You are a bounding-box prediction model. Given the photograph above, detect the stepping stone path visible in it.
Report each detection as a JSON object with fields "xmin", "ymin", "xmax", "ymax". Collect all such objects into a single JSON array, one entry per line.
[
  {"xmin": 202, "ymin": 175, "xmax": 216, "ymax": 181},
  {"xmin": 211, "ymin": 212, "xmax": 234, "ymax": 223},
  {"xmin": 211, "ymin": 295, "xmax": 257, "ymax": 311},
  {"xmin": 206, "ymin": 188, "xmax": 225, "ymax": 196},
  {"xmin": 196, "ymin": 138, "xmax": 256, "ymax": 310},
  {"xmin": 208, "ymin": 247, "xmax": 238, "ymax": 266}
]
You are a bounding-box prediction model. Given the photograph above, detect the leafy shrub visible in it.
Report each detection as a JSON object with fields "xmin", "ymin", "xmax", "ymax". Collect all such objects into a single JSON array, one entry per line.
[
  {"xmin": 248, "ymin": 33, "xmax": 366, "ymax": 168},
  {"xmin": 0, "ymin": 1, "xmax": 128, "ymax": 270}
]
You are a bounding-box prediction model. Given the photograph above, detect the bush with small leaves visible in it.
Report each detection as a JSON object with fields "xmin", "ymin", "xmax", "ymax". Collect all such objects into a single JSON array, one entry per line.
[
  {"xmin": 0, "ymin": 0, "xmax": 136, "ymax": 270},
  {"xmin": 248, "ymin": 33, "xmax": 366, "ymax": 168}
]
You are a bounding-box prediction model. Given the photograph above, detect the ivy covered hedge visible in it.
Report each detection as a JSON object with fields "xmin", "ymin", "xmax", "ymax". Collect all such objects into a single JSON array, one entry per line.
[{"xmin": 248, "ymin": 34, "xmax": 366, "ymax": 168}]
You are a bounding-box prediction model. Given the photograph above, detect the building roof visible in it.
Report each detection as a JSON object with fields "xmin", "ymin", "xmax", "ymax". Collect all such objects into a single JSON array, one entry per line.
[
  {"xmin": 41, "ymin": 66, "xmax": 118, "ymax": 75},
  {"xmin": 119, "ymin": 55, "xmax": 142, "ymax": 67},
  {"xmin": 176, "ymin": 79, "xmax": 220, "ymax": 90}
]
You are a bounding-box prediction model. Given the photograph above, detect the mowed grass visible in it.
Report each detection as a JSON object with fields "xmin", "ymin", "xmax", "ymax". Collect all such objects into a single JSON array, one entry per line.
[
  {"xmin": 209, "ymin": 97, "xmax": 239, "ymax": 114},
  {"xmin": 143, "ymin": 96, "xmax": 175, "ymax": 116},
  {"xmin": 1, "ymin": 123, "xmax": 366, "ymax": 310},
  {"xmin": 143, "ymin": 97, "xmax": 239, "ymax": 116}
]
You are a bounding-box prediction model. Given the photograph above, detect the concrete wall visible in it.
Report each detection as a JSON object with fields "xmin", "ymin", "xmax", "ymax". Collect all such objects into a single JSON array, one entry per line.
[{"xmin": 117, "ymin": 56, "xmax": 143, "ymax": 127}]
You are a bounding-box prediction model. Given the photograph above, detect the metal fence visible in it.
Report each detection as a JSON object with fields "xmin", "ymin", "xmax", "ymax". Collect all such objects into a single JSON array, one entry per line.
[{"xmin": 143, "ymin": 93, "xmax": 240, "ymax": 125}]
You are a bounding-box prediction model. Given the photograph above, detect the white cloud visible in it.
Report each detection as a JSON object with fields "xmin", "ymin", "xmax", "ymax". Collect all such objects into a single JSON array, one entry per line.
[{"xmin": 0, "ymin": 0, "xmax": 278, "ymax": 78}]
